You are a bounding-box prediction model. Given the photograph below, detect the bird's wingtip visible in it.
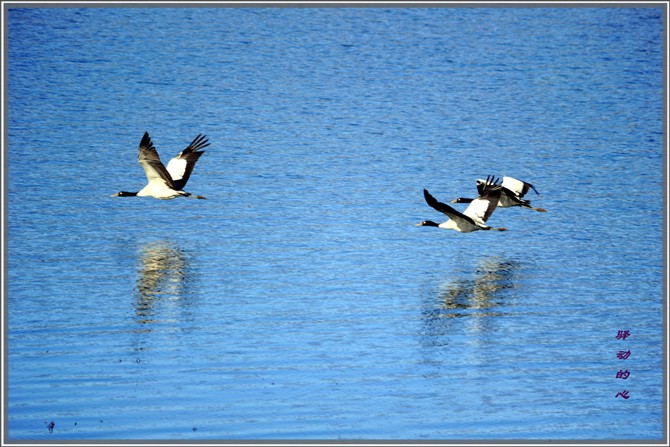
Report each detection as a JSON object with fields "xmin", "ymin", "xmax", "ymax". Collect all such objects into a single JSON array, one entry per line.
[{"xmin": 140, "ymin": 131, "xmax": 153, "ymax": 148}]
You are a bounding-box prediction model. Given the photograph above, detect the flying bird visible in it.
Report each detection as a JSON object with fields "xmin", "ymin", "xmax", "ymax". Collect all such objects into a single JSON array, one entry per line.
[
  {"xmin": 451, "ymin": 176, "xmax": 546, "ymax": 212},
  {"xmin": 113, "ymin": 132, "xmax": 209, "ymax": 200},
  {"xmin": 417, "ymin": 176, "xmax": 508, "ymax": 233}
]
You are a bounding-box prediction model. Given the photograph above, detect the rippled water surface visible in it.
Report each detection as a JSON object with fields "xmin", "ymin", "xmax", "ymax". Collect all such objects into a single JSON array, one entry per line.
[{"xmin": 6, "ymin": 5, "xmax": 665, "ymax": 441}]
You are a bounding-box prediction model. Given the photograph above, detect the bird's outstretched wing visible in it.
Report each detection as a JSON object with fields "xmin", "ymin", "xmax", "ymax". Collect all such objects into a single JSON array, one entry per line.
[
  {"xmin": 137, "ymin": 132, "xmax": 177, "ymax": 189},
  {"xmin": 166, "ymin": 134, "xmax": 209, "ymax": 191},
  {"xmin": 423, "ymin": 189, "xmax": 478, "ymax": 227},
  {"xmin": 502, "ymin": 176, "xmax": 539, "ymax": 198},
  {"xmin": 464, "ymin": 175, "xmax": 502, "ymax": 223}
]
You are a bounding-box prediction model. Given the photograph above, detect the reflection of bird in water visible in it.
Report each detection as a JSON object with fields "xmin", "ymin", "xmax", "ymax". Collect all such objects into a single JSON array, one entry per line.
[
  {"xmin": 424, "ymin": 257, "xmax": 521, "ymax": 325},
  {"xmin": 135, "ymin": 240, "xmax": 189, "ymax": 324},
  {"xmin": 439, "ymin": 257, "xmax": 520, "ymax": 316},
  {"xmin": 420, "ymin": 257, "xmax": 523, "ymax": 360}
]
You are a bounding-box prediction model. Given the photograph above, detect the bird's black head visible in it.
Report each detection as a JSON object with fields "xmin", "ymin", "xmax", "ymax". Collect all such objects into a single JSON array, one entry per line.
[
  {"xmin": 450, "ymin": 197, "xmax": 472, "ymax": 204},
  {"xmin": 416, "ymin": 220, "xmax": 440, "ymax": 227},
  {"xmin": 112, "ymin": 191, "xmax": 138, "ymax": 197}
]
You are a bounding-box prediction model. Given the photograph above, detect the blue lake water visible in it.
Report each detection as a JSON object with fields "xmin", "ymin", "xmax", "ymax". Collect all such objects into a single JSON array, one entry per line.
[{"xmin": 6, "ymin": 5, "xmax": 665, "ymax": 441}]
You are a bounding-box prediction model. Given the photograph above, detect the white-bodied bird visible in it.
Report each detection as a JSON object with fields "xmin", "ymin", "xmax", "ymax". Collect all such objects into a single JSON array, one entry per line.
[
  {"xmin": 113, "ymin": 132, "xmax": 209, "ymax": 200},
  {"xmin": 417, "ymin": 176, "xmax": 508, "ymax": 232},
  {"xmin": 451, "ymin": 176, "xmax": 546, "ymax": 212}
]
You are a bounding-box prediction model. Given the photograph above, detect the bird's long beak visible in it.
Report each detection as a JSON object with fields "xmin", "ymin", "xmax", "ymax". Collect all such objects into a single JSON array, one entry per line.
[{"xmin": 111, "ymin": 193, "xmax": 120, "ymax": 197}]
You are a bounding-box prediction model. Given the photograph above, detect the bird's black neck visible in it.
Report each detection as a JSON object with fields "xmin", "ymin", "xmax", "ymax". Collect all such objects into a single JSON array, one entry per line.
[
  {"xmin": 422, "ymin": 221, "xmax": 440, "ymax": 227},
  {"xmin": 118, "ymin": 191, "xmax": 138, "ymax": 197}
]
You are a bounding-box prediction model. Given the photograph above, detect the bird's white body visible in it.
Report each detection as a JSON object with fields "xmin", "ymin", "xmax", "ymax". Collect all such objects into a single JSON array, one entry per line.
[
  {"xmin": 136, "ymin": 182, "xmax": 188, "ymax": 199},
  {"xmin": 438, "ymin": 219, "xmax": 479, "ymax": 232},
  {"xmin": 136, "ymin": 146, "xmax": 190, "ymax": 199}
]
